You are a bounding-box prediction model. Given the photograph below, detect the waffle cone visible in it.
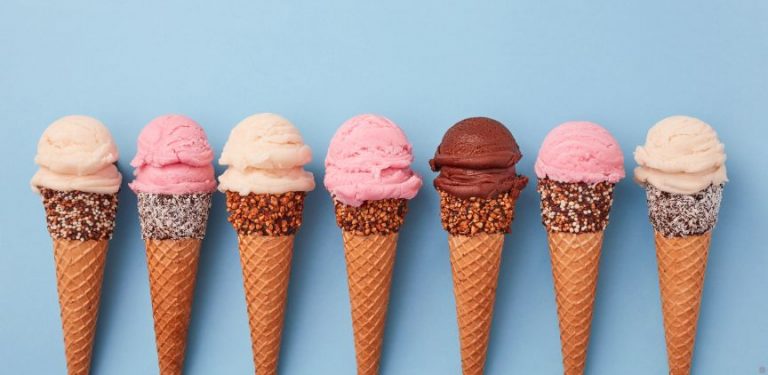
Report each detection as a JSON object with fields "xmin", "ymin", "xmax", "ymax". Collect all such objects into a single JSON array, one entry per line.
[
  {"xmin": 145, "ymin": 238, "xmax": 201, "ymax": 375},
  {"xmin": 547, "ymin": 231, "xmax": 604, "ymax": 375},
  {"xmin": 237, "ymin": 234, "xmax": 295, "ymax": 375},
  {"xmin": 53, "ymin": 239, "xmax": 109, "ymax": 375},
  {"xmin": 655, "ymin": 231, "xmax": 711, "ymax": 375},
  {"xmin": 342, "ymin": 231, "xmax": 398, "ymax": 375},
  {"xmin": 448, "ymin": 232, "xmax": 504, "ymax": 375}
]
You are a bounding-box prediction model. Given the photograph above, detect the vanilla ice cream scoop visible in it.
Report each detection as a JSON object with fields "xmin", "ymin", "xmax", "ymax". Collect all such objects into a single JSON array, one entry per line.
[
  {"xmin": 218, "ymin": 113, "xmax": 315, "ymax": 195},
  {"xmin": 634, "ymin": 116, "xmax": 727, "ymax": 194},
  {"xmin": 31, "ymin": 115, "xmax": 122, "ymax": 194}
]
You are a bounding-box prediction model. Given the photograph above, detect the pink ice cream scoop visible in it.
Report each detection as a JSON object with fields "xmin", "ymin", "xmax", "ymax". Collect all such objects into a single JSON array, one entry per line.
[
  {"xmin": 324, "ymin": 114, "xmax": 422, "ymax": 206},
  {"xmin": 535, "ymin": 121, "xmax": 625, "ymax": 183},
  {"xmin": 129, "ymin": 115, "xmax": 217, "ymax": 194}
]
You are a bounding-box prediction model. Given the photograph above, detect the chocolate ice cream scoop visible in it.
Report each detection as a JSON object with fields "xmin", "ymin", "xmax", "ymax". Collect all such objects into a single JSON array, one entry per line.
[{"xmin": 429, "ymin": 117, "xmax": 528, "ymax": 199}]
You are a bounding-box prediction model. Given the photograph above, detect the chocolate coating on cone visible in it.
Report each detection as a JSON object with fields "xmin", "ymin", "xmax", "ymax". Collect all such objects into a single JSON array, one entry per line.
[
  {"xmin": 334, "ymin": 198, "xmax": 407, "ymax": 236},
  {"xmin": 438, "ymin": 188, "xmax": 520, "ymax": 236},
  {"xmin": 137, "ymin": 193, "xmax": 211, "ymax": 240},
  {"xmin": 645, "ymin": 184, "xmax": 723, "ymax": 237},
  {"xmin": 537, "ymin": 178, "xmax": 615, "ymax": 233},
  {"xmin": 39, "ymin": 187, "xmax": 118, "ymax": 241},
  {"xmin": 225, "ymin": 191, "xmax": 306, "ymax": 236}
]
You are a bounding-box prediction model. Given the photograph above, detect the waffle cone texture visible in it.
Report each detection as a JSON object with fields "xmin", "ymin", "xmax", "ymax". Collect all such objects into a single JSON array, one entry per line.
[
  {"xmin": 536, "ymin": 178, "xmax": 616, "ymax": 375},
  {"xmin": 655, "ymin": 231, "xmax": 711, "ymax": 375},
  {"xmin": 138, "ymin": 192, "xmax": 211, "ymax": 375},
  {"xmin": 53, "ymin": 239, "xmax": 109, "ymax": 375},
  {"xmin": 39, "ymin": 188, "xmax": 118, "ymax": 375},
  {"xmin": 546, "ymin": 231, "xmax": 604, "ymax": 375},
  {"xmin": 237, "ymin": 234, "xmax": 294, "ymax": 375},
  {"xmin": 145, "ymin": 238, "xmax": 201, "ymax": 375},
  {"xmin": 436, "ymin": 187, "xmax": 521, "ymax": 375},
  {"xmin": 225, "ymin": 191, "xmax": 307, "ymax": 374},
  {"xmin": 448, "ymin": 232, "xmax": 504, "ymax": 375},
  {"xmin": 643, "ymin": 183, "xmax": 721, "ymax": 374},
  {"xmin": 342, "ymin": 232, "xmax": 398, "ymax": 375}
]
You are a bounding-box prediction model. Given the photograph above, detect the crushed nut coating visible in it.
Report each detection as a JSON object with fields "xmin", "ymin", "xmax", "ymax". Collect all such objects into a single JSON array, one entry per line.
[
  {"xmin": 645, "ymin": 184, "xmax": 723, "ymax": 237},
  {"xmin": 438, "ymin": 189, "xmax": 520, "ymax": 236},
  {"xmin": 38, "ymin": 187, "xmax": 119, "ymax": 241},
  {"xmin": 334, "ymin": 198, "xmax": 408, "ymax": 236},
  {"xmin": 225, "ymin": 191, "xmax": 306, "ymax": 236},
  {"xmin": 537, "ymin": 178, "xmax": 615, "ymax": 233}
]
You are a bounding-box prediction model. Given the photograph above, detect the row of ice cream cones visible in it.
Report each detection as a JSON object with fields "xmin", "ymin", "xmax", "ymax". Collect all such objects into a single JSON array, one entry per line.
[{"xmin": 32, "ymin": 114, "xmax": 725, "ymax": 375}]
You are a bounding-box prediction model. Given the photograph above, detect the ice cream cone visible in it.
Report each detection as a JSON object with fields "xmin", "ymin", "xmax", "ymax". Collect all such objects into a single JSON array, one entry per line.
[
  {"xmin": 429, "ymin": 117, "xmax": 530, "ymax": 374},
  {"xmin": 130, "ymin": 116, "xmax": 218, "ymax": 375},
  {"xmin": 220, "ymin": 114, "xmax": 316, "ymax": 374},
  {"xmin": 53, "ymin": 239, "xmax": 109, "ymax": 375},
  {"xmin": 331, "ymin": 198, "xmax": 409, "ymax": 375},
  {"xmin": 324, "ymin": 114, "xmax": 423, "ymax": 375},
  {"xmin": 655, "ymin": 231, "xmax": 711, "ymax": 375},
  {"xmin": 136, "ymin": 192, "xmax": 211, "ymax": 375},
  {"xmin": 547, "ymin": 231, "xmax": 604, "ymax": 375},
  {"xmin": 448, "ymin": 233, "xmax": 504, "ymax": 375},
  {"xmin": 42, "ymin": 188, "xmax": 118, "ymax": 375},
  {"xmin": 33, "ymin": 116, "xmax": 122, "ymax": 375},
  {"xmin": 224, "ymin": 190, "xmax": 307, "ymax": 374},
  {"xmin": 634, "ymin": 116, "xmax": 727, "ymax": 374},
  {"xmin": 225, "ymin": 193, "xmax": 305, "ymax": 374},
  {"xmin": 237, "ymin": 234, "xmax": 295, "ymax": 375},
  {"xmin": 144, "ymin": 238, "xmax": 201, "ymax": 375},
  {"xmin": 534, "ymin": 121, "xmax": 626, "ymax": 375},
  {"xmin": 341, "ymin": 232, "xmax": 398, "ymax": 375}
]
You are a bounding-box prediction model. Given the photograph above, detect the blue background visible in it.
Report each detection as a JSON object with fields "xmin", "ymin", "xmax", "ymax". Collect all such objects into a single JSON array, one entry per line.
[{"xmin": 1, "ymin": 1, "xmax": 767, "ymax": 374}]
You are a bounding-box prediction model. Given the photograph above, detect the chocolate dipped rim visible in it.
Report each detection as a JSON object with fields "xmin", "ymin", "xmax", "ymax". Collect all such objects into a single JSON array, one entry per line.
[
  {"xmin": 437, "ymin": 188, "xmax": 521, "ymax": 237},
  {"xmin": 333, "ymin": 198, "xmax": 408, "ymax": 236},
  {"xmin": 137, "ymin": 193, "xmax": 212, "ymax": 240},
  {"xmin": 537, "ymin": 178, "xmax": 616, "ymax": 234},
  {"xmin": 645, "ymin": 184, "xmax": 723, "ymax": 238},
  {"xmin": 225, "ymin": 191, "xmax": 306, "ymax": 236},
  {"xmin": 38, "ymin": 187, "xmax": 119, "ymax": 241}
]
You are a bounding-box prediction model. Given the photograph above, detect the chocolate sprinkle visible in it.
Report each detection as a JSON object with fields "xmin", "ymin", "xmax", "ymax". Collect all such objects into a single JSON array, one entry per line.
[
  {"xmin": 137, "ymin": 193, "xmax": 212, "ymax": 240},
  {"xmin": 225, "ymin": 191, "xmax": 306, "ymax": 236},
  {"xmin": 334, "ymin": 199, "xmax": 408, "ymax": 236},
  {"xmin": 38, "ymin": 187, "xmax": 119, "ymax": 241},
  {"xmin": 438, "ymin": 189, "xmax": 520, "ymax": 236},
  {"xmin": 645, "ymin": 184, "xmax": 723, "ymax": 237},
  {"xmin": 537, "ymin": 178, "xmax": 615, "ymax": 233}
]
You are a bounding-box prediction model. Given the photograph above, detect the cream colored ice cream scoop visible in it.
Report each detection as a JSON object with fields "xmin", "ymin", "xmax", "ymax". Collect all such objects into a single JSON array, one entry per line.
[
  {"xmin": 634, "ymin": 115, "xmax": 727, "ymax": 194},
  {"xmin": 31, "ymin": 115, "xmax": 122, "ymax": 194},
  {"xmin": 218, "ymin": 113, "xmax": 315, "ymax": 195}
]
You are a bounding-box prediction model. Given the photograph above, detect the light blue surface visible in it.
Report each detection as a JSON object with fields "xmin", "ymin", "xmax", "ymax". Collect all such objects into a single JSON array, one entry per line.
[{"xmin": 1, "ymin": 1, "xmax": 767, "ymax": 374}]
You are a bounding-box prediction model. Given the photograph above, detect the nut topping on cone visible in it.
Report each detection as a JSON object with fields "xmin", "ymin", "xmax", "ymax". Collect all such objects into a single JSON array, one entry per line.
[
  {"xmin": 430, "ymin": 117, "xmax": 529, "ymax": 374},
  {"xmin": 535, "ymin": 121, "xmax": 625, "ymax": 375},
  {"xmin": 220, "ymin": 113, "xmax": 316, "ymax": 374}
]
